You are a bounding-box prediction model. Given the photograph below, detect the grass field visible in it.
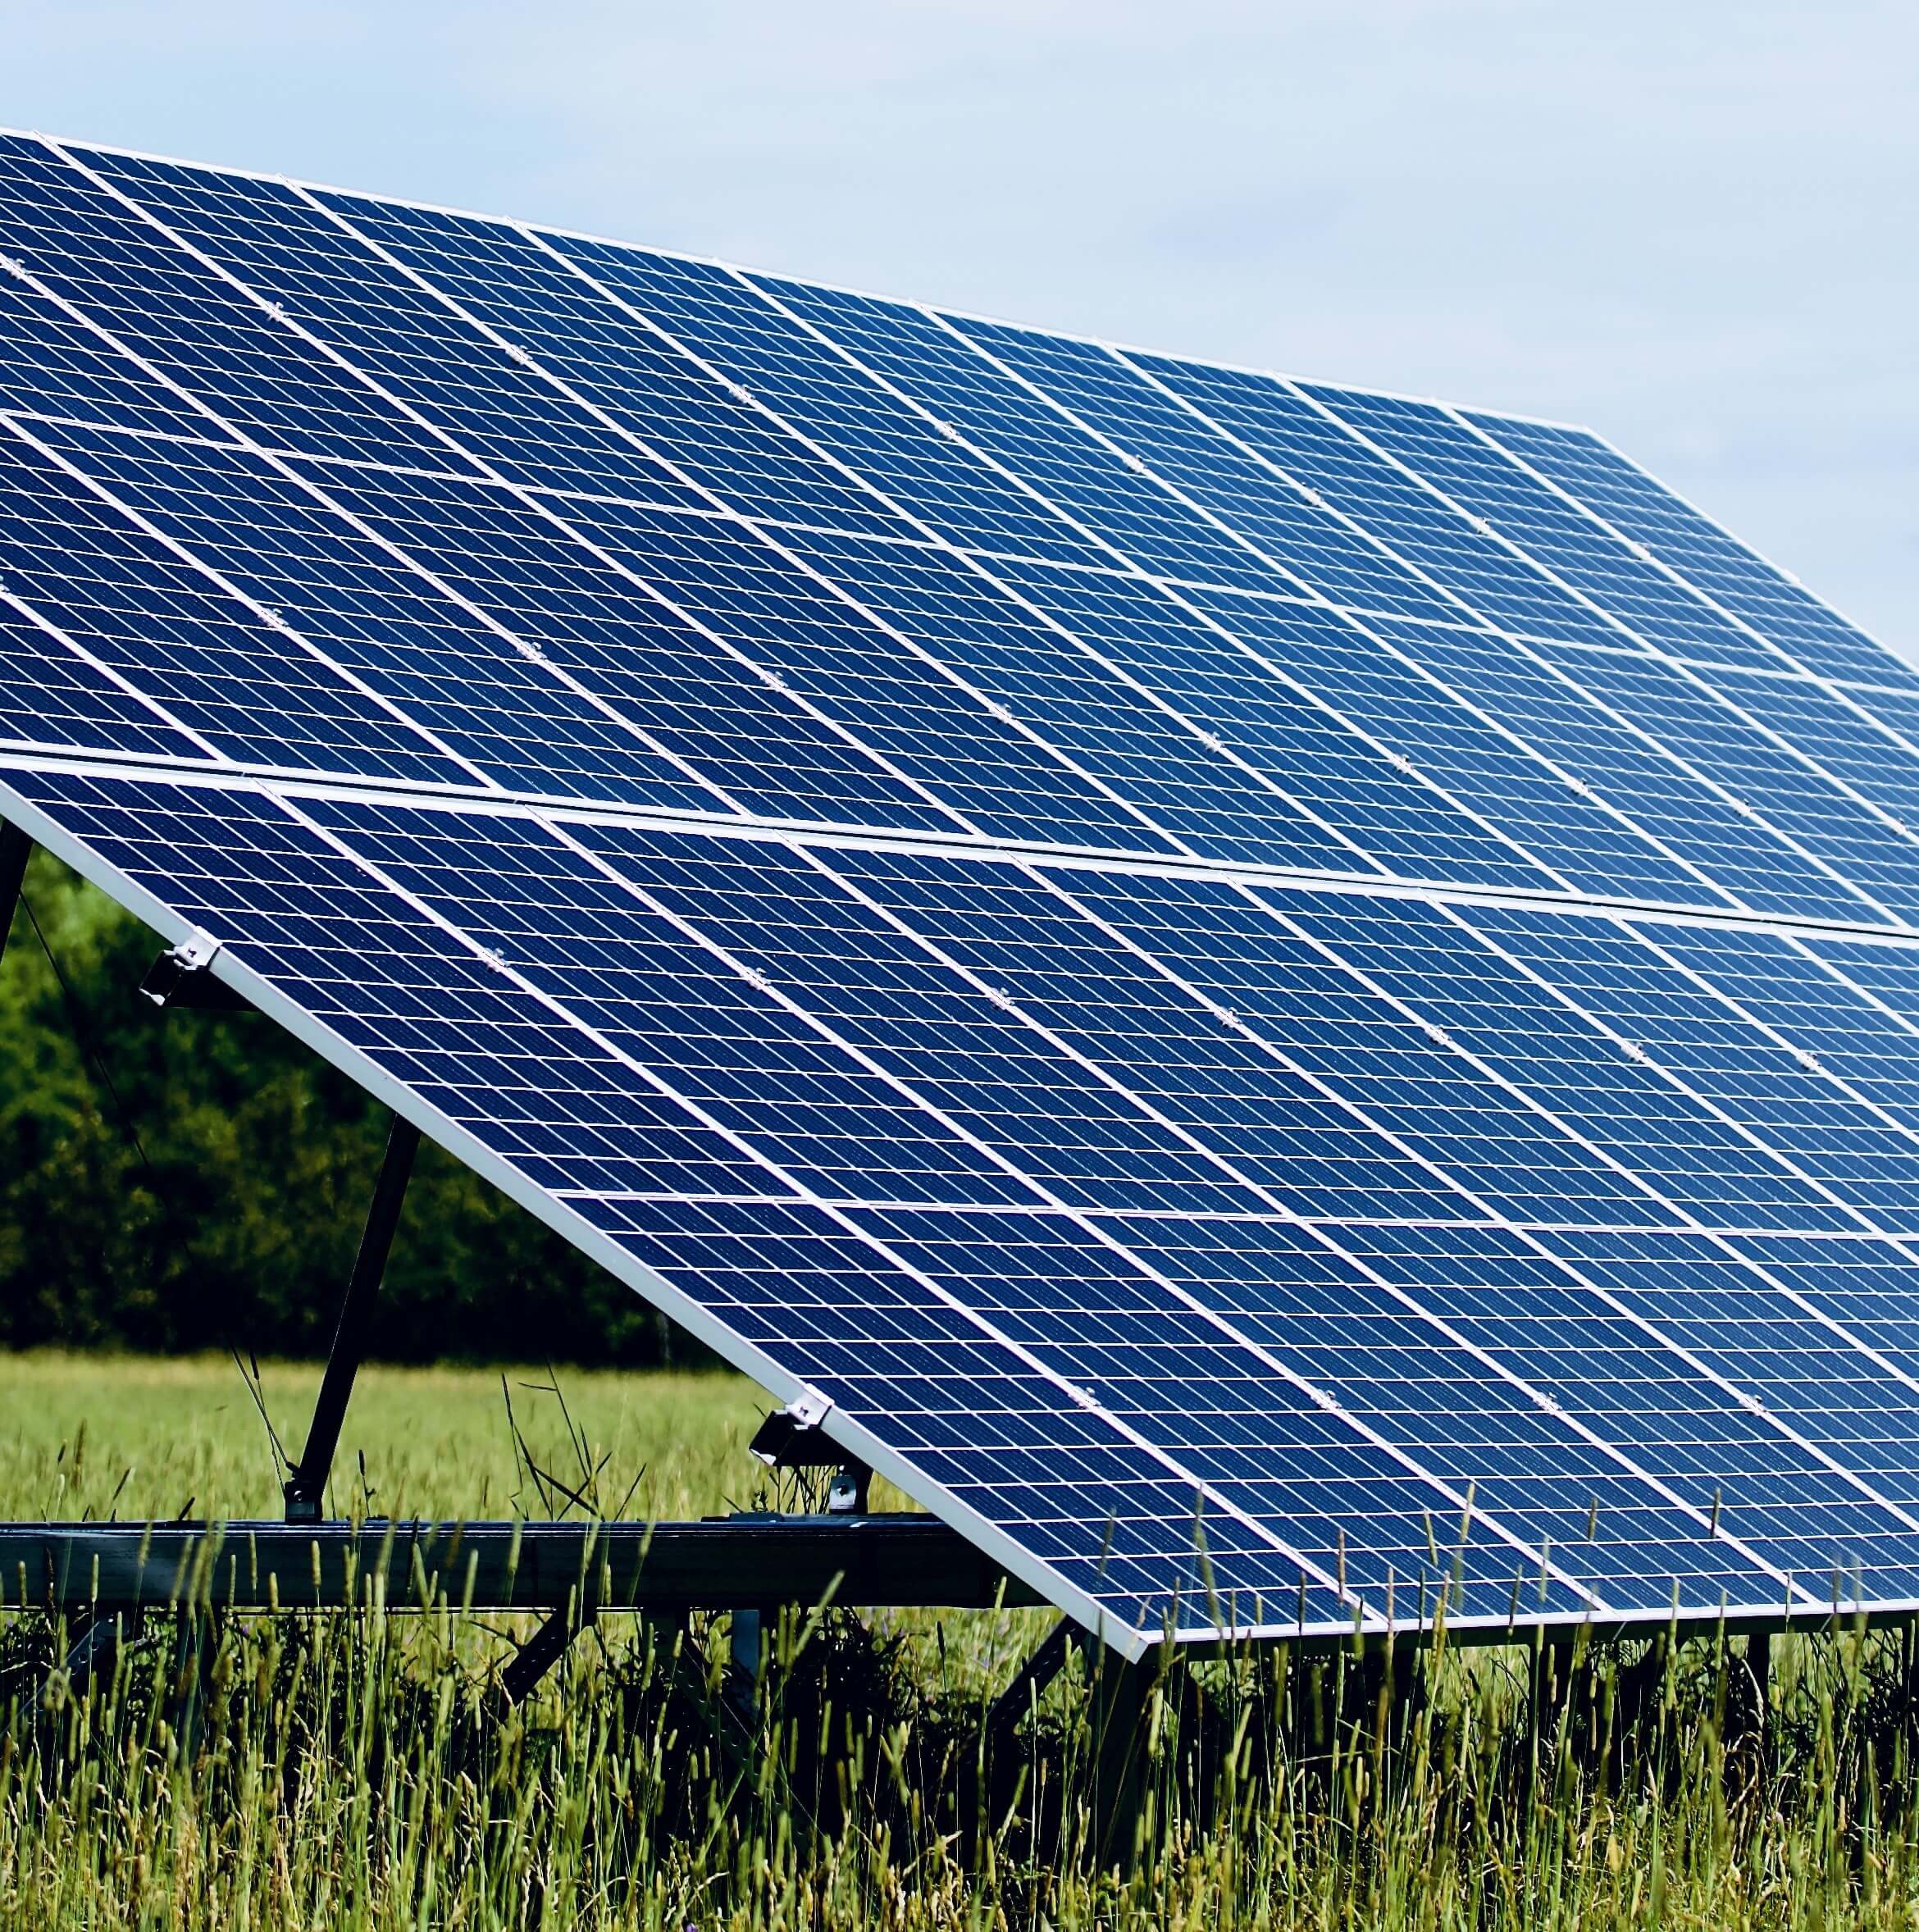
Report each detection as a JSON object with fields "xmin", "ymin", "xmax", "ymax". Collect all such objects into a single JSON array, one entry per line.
[{"xmin": 6, "ymin": 1352, "xmax": 1919, "ymax": 1929}]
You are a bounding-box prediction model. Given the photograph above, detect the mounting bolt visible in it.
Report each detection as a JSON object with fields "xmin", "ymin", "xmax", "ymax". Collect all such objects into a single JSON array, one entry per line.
[{"xmin": 827, "ymin": 1462, "xmax": 873, "ymax": 1515}]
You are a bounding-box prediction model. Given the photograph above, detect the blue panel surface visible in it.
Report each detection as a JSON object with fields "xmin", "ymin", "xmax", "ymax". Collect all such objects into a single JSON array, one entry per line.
[
  {"xmin": 766, "ymin": 280, "xmax": 1288, "ymax": 594},
  {"xmin": 7, "ymin": 132, "xmax": 1919, "ymax": 1647},
  {"xmin": 88, "ymin": 150, "xmax": 706, "ymax": 508},
  {"xmin": 1283, "ymin": 892, "xmax": 1861, "ymax": 1233},
  {"xmin": 2, "ymin": 138, "xmax": 478, "ymax": 473},
  {"xmin": 975, "ymin": 556, "xmax": 1554, "ymax": 889},
  {"xmin": 553, "ymin": 240, "xmax": 1111, "ymax": 565},
  {"xmin": 1468, "ymin": 906, "xmax": 1919, "ymax": 1233},
  {"xmin": 1302, "ymin": 389, "xmax": 1777, "ymax": 669},
  {"xmin": 955, "ymin": 321, "xmax": 1459, "ymax": 622},
  {"xmin": 1534, "ymin": 644, "xmax": 1919, "ymax": 923},
  {"xmin": 1374, "ymin": 620, "xmax": 1870, "ymax": 922},
  {"xmin": 1177, "ymin": 590, "xmax": 1726, "ymax": 907},
  {"xmin": 24, "ymin": 416, "xmax": 723, "ymax": 809},
  {"xmin": 1463, "ymin": 412, "xmax": 1916, "ymax": 690},
  {"xmin": 777, "ymin": 532, "xmax": 1374, "ymax": 873}
]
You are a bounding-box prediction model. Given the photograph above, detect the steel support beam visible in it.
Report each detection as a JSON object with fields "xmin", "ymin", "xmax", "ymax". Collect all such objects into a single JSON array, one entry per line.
[
  {"xmin": 283, "ymin": 1115, "xmax": 421, "ymax": 1521},
  {"xmin": 1, "ymin": 1515, "xmax": 1040, "ymax": 1615}
]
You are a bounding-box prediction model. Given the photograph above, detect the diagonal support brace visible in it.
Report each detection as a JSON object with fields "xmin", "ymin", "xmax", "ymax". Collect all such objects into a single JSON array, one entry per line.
[
  {"xmin": 498, "ymin": 1601, "xmax": 597, "ymax": 1706},
  {"xmin": 985, "ymin": 1617, "xmax": 1092, "ymax": 1752},
  {"xmin": 283, "ymin": 1114, "xmax": 421, "ymax": 1521}
]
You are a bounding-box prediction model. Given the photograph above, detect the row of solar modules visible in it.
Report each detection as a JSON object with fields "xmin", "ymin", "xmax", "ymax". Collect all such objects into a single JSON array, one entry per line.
[
  {"xmin": 5, "ymin": 144, "xmax": 1919, "ymax": 889},
  {"xmin": 9, "ymin": 381, "xmax": 1919, "ymax": 930},
  {"xmin": 2, "ymin": 134, "xmax": 1887, "ymax": 695},
  {"xmin": 16, "ymin": 759, "xmax": 1919, "ymax": 1636}
]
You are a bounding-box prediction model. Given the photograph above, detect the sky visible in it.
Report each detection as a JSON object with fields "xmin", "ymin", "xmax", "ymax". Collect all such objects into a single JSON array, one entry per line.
[{"xmin": 7, "ymin": 0, "xmax": 1915, "ymax": 657}]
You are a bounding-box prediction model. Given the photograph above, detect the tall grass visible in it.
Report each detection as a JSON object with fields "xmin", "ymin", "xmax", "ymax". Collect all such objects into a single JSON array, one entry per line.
[{"xmin": 7, "ymin": 1354, "xmax": 1919, "ymax": 1928}]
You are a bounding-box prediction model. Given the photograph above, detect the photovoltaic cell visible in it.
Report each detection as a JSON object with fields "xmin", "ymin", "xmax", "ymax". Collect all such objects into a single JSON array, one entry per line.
[{"xmin": 7, "ymin": 130, "xmax": 1919, "ymax": 1651}]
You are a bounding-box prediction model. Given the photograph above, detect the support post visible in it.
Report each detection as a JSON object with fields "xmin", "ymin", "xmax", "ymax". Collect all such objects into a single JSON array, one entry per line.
[
  {"xmin": 727, "ymin": 1607, "xmax": 763, "ymax": 1721},
  {"xmin": 283, "ymin": 1115, "xmax": 420, "ymax": 1521},
  {"xmin": 1748, "ymin": 1630, "xmax": 1771, "ymax": 1713},
  {"xmin": 1087, "ymin": 1648, "xmax": 1158, "ymax": 1869},
  {"xmin": 0, "ymin": 820, "xmax": 29, "ymax": 969}
]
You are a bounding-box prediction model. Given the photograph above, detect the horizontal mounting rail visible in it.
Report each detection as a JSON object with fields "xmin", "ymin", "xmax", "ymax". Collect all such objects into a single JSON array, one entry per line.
[{"xmin": 1, "ymin": 1515, "xmax": 1042, "ymax": 1615}]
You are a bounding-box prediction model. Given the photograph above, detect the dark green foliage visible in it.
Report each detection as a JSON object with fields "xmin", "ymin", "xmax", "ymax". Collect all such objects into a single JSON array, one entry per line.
[{"xmin": 0, "ymin": 845, "xmax": 694, "ymax": 1366}]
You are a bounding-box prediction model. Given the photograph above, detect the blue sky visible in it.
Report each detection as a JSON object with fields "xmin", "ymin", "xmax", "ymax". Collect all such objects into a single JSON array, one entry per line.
[{"xmin": 11, "ymin": 1, "xmax": 1916, "ymax": 657}]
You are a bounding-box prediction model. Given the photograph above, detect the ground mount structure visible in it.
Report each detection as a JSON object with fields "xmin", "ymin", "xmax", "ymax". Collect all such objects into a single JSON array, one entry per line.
[{"xmin": 7, "ymin": 130, "xmax": 1919, "ymax": 1670}]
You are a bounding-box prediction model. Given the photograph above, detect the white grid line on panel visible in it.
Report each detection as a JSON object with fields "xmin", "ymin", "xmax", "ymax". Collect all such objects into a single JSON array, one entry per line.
[
  {"xmin": 1461, "ymin": 406, "xmax": 1919, "ymax": 809},
  {"xmin": 534, "ymin": 1188, "xmax": 1919, "ymax": 1256},
  {"xmin": 1020, "ymin": 868, "xmax": 1844, "ymax": 1602},
  {"xmin": 1285, "ymin": 385, "xmax": 1903, "ymax": 924},
  {"xmin": 1398, "ymin": 899, "xmax": 1919, "ymax": 1484},
  {"xmin": 0, "ymin": 531, "xmax": 230, "ymax": 761},
  {"xmin": 11, "ymin": 743, "xmax": 1919, "ymax": 951},
  {"xmin": 1258, "ymin": 891, "xmax": 1919, "ymax": 1414},
  {"xmin": 722, "ymin": 267, "xmax": 1405, "ymax": 879},
  {"xmin": 542, "ymin": 818, "xmax": 1607, "ymax": 1611},
  {"xmin": 0, "ymin": 410, "xmax": 495, "ymax": 788},
  {"xmin": 255, "ymin": 787, "xmax": 1384, "ymax": 1636},
  {"xmin": 883, "ymin": 312, "xmax": 1581, "ymax": 893},
  {"xmin": 947, "ymin": 332, "xmax": 1760, "ymax": 914},
  {"xmin": 291, "ymin": 189, "xmax": 1041, "ymax": 846},
  {"xmin": 1622, "ymin": 921, "xmax": 1919, "ymax": 1229},
  {"xmin": 1582, "ymin": 421, "xmax": 1898, "ymax": 679},
  {"xmin": 534, "ymin": 238, "xmax": 1405, "ymax": 885},
  {"xmin": 296, "ymin": 185, "xmax": 1245, "ymax": 870},
  {"xmin": 0, "ymin": 765, "xmax": 1160, "ymax": 1658},
  {"xmin": 1444, "ymin": 409, "xmax": 1807, "ymax": 677},
  {"xmin": 734, "ymin": 265, "xmax": 1610, "ymax": 895},
  {"xmin": 791, "ymin": 840, "xmax": 1785, "ymax": 1608},
  {"xmin": 42, "ymin": 144, "xmax": 781, "ymax": 821}
]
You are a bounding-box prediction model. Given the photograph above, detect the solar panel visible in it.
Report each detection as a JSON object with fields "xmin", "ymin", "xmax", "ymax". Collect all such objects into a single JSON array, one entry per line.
[{"xmin": 6, "ymin": 130, "xmax": 1919, "ymax": 1656}]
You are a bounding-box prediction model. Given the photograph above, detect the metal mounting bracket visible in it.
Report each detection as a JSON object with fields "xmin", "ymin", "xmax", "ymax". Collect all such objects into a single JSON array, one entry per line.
[
  {"xmin": 748, "ymin": 1387, "xmax": 839, "ymax": 1467},
  {"xmin": 140, "ymin": 929, "xmax": 253, "ymax": 1012},
  {"xmin": 750, "ymin": 1390, "xmax": 872, "ymax": 1515}
]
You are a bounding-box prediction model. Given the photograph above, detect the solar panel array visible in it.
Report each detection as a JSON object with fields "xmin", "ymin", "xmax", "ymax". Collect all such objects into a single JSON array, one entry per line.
[{"xmin": 7, "ymin": 131, "xmax": 1919, "ymax": 1654}]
